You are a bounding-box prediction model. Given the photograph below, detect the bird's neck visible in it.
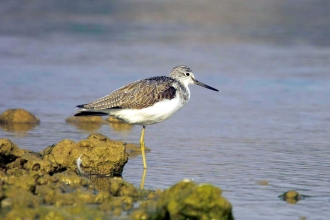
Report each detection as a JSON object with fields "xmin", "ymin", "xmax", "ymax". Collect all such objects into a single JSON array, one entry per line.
[{"xmin": 177, "ymin": 80, "xmax": 190, "ymax": 103}]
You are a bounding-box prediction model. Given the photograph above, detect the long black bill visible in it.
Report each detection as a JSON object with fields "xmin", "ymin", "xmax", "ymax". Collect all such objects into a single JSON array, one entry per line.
[{"xmin": 193, "ymin": 79, "xmax": 219, "ymax": 92}]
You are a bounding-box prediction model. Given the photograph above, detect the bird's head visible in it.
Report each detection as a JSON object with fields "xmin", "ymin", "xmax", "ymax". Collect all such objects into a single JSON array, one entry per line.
[{"xmin": 169, "ymin": 65, "xmax": 218, "ymax": 92}]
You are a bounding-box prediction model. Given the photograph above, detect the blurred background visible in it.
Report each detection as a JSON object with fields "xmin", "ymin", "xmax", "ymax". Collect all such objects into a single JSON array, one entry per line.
[{"xmin": 1, "ymin": 0, "xmax": 330, "ymax": 219}]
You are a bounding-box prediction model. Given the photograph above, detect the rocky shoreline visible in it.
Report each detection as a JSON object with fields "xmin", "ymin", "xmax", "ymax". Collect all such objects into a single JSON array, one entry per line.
[{"xmin": 0, "ymin": 109, "xmax": 234, "ymax": 220}]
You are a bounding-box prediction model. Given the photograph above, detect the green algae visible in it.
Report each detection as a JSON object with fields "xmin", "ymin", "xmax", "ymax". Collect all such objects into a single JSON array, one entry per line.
[
  {"xmin": 0, "ymin": 136, "xmax": 234, "ymax": 220},
  {"xmin": 155, "ymin": 180, "xmax": 234, "ymax": 220},
  {"xmin": 4, "ymin": 205, "xmax": 107, "ymax": 220},
  {"xmin": 278, "ymin": 190, "xmax": 308, "ymax": 204}
]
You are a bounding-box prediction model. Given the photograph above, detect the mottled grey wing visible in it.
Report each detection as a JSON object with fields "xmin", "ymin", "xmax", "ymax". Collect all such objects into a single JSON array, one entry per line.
[{"xmin": 82, "ymin": 76, "xmax": 177, "ymax": 110}]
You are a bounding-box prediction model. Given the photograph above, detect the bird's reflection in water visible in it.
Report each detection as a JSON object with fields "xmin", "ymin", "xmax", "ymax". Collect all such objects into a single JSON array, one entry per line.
[
  {"xmin": 69, "ymin": 122, "xmax": 102, "ymax": 132},
  {"xmin": 65, "ymin": 116, "xmax": 103, "ymax": 132},
  {"xmin": 65, "ymin": 116, "xmax": 133, "ymax": 133},
  {"xmin": 107, "ymin": 116, "xmax": 133, "ymax": 133}
]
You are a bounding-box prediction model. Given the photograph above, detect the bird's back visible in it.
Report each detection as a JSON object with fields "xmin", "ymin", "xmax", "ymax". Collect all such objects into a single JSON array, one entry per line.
[{"xmin": 79, "ymin": 76, "xmax": 183, "ymax": 110}]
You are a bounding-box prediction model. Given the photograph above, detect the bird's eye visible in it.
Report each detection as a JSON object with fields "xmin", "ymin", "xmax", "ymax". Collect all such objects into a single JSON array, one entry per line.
[{"xmin": 186, "ymin": 73, "xmax": 190, "ymax": 76}]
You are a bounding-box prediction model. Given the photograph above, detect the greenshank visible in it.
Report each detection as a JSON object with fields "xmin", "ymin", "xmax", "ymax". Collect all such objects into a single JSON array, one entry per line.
[{"xmin": 75, "ymin": 65, "xmax": 218, "ymax": 169}]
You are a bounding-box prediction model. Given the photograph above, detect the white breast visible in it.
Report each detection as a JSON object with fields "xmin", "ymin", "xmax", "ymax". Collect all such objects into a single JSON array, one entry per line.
[{"xmin": 109, "ymin": 96, "xmax": 186, "ymax": 126}]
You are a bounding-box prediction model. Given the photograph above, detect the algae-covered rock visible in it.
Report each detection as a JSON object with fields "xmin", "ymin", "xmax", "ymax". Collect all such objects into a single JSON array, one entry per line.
[
  {"xmin": 129, "ymin": 199, "xmax": 158, "ymax": 219},
  {"xmin": 51, "ymin": 171, "xmax": 91, "ymax": 188},
  {"xmin": 90, "ymin": 176, "xmax": 138, "ymax": 197},
  {"xmin": 4, "ymin": 150, "xmax": 56, "ymax": 175},
  {"xmin": 0, "ymin": 109, "xmax": 40, "ymax": 124},
  {"xmin": 147, "ymin": 189, "xmax": 163, "ymax": 200},
  {"xmin": 129, "ymin": 189, "xmax": 164, "ymax": 220},
  {"xmin": 4, "ymin": 174, "xmax": 36, "ymax": 192},
  {"xmin": 1, "ymin": 173, "xmax": 40, "ymax": 209},
  {"xmin": 51, "ymin": 189, "xmax": 96, "ymax": 207},
  {"xmin": 130, "ymin": 209, "xmax": 151, "ymax": 220},
  {"xmin": 156, "ymin": 180, "xmax": 234, "ymax": 220},
  {"xmin": 41, "ymin": 139, "xmax": 76, "ymax": 169},
  {"xmin": 42, "ymin": 133, "xmax": 128, "ymax": 175},
  {"xmin": 100, "ymin": 196, "xmax": 134, "ymax": 213},
  {"xmin": 4, "ymin": 205, "xmax": 107, "ymax": 220},
  {"xmin": 107, "ymin": 178, "xmax": 138, "ymax": 197},
  {"xmin": 1, "ymin": 188, "xmax": 40, "ymax": 209},
  {"xmin": 0, "ymin": 139, "xmax": 27, "ymax": 168},
  {"xmin": 279, "ymin": 190, "xmax": 304, "ymax": 204},
  {"xmin": 83, "ymin": 133, "xmax": 150, "ymax": 159},
  {"xmin": 0, "ymin": 179, "xmax": 5, "ymax": 204},
  {"xmin": 2, "ymin": 134, "xmax": 129, "ymax": 176},
  {"xmin": 87, "ymin": 133, "xmax": 111, "ymax": 142},
  {"xmin": 0, "ymin": 171, "xmax": 7, "ymax": 180},
  {"xmin": 34, "ymin": 172, "xmax": 110, "ymax": 207},
  {"xmin": 21, "ymin": 153, "xmax": 54, "ymax": 173},
  {"xmin": 0, "ymin": 136, "xmax": 144, "ymax": 219},
  {"xmin": 3, "ymin": 135, "xmax": 242, "ymax": 220},
  {"xmin": 4, "ymin": 207, "xmax": 38, "ymax": 220}
]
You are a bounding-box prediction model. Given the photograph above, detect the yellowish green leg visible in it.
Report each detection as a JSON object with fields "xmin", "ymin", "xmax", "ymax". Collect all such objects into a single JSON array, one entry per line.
[
  {"xmin": 140, "ymin": 126, "xmax": 147, "ymax": 169},
  {"xmin": 140, "ymin": 168, "xmax": 147, "ymax": 190}
]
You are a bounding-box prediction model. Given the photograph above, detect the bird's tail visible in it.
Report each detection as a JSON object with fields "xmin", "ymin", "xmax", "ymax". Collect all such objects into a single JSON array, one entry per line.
[
  {"xmin": 74, "ymin": 111, "xmax": 108, "ymax": 116},
  {"xmin": 74, "ymin": 104, "xmax": 109, "ymax": 116}
]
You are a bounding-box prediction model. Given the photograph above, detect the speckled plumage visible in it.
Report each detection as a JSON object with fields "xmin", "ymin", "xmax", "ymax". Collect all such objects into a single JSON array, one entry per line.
[{"xmin": 81, "ymin": 76, "xmax": 188, "ymax": 110}]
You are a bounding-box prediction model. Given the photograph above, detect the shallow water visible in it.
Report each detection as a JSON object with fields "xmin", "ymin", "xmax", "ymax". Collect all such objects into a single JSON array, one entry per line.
[{"xmin": 1, "ymin": 1, "xmax": 330, "ymax": 219}]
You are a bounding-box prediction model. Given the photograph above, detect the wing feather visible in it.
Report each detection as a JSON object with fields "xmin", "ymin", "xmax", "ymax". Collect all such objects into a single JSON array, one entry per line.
[{"xmin": 82, "ymin": 76, "xmax": 177, "ymax": 110}]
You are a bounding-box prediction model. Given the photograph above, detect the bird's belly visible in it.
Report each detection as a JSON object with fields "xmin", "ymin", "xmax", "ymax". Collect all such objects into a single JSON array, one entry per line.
[{"xmin": 111, "ymin": 98, "xmax": 185, "ymax": 126}]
